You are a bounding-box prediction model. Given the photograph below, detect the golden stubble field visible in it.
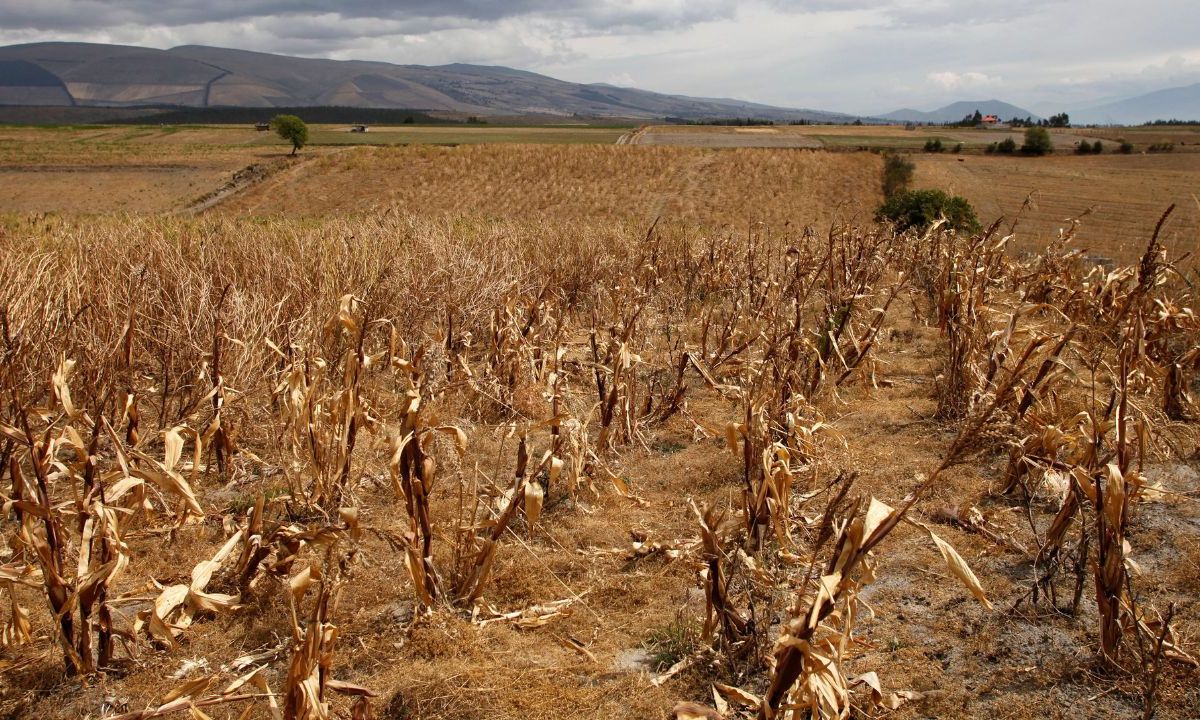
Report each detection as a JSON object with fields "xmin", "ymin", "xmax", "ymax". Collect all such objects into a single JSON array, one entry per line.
[
  {"xmin": 914, "ymin": 152, "xmax": 1200, "ymax": 263},
  {"xmin": 2, "ymin": 125, "xmax": 1197, "ymax": 267},
  {"xmin": 213, "ymin": 144, "xmax": 883, "ymax": 229},
  {"xmin": 0, "ymin": 124, "xmax": 1198, "ymax": 720}
]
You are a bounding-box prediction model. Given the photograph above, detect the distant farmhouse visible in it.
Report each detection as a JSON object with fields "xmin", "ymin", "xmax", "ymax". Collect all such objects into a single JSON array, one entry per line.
[{"xmin": 981, "ymin": 114, "xmax": 999, "ymax": 124}]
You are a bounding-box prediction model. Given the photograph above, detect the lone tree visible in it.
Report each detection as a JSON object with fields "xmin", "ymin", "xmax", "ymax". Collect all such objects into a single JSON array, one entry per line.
[
  {"xmin": 1021, "ymin": 126, "xmax": 1053, "ymax": 155},
  {"xmin": 270, "ymin": 114, "xmax": 308, "ymax": 155}
]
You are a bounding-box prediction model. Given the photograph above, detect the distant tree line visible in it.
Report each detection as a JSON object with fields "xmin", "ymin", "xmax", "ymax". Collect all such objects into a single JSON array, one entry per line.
[
  {"xmin": 110, "ymin": 106, "xmax": 448, "ymax": 125},
  {"xmin": 665, "ymin": 117, "xmax": 780, "ymax": 126},
  {"xmin": 944, "ymin": 111, "xmax": 1070, "ymax": 128},
  {"xmin": 664, "ymin": 117, "xmax": 861, "ymax": 126}
]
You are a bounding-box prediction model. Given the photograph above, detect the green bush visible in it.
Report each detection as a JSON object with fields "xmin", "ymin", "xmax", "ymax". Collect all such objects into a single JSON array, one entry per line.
[
  {"xmin": 1119, "ymin": 141, "xmax": 1134, "ymax": 154},
  {"xmin": 1092, "ymin": 140, "xmax": 1103, "ymax": 154},
  {"xmin": 875, "ymin": 188, "xmax": 981, "ymax": 234},
  {"xmin": 1075, "ymin": 140, "xmax": 1094, "ymax": 155},
  {"xmin": 881, "ymin": 153, "xmax": 915, "ymax": 197},
  {"xmin": 923, "ymin": 138, "xmax": 944, "ymax": 153},
  {"xmin": 997, "ymin": 138, "xmax": 1017, "ymax": 154},
  {"xmin": 1021, "ymin": 126, "xmax": 1053, "ymax": 155}
]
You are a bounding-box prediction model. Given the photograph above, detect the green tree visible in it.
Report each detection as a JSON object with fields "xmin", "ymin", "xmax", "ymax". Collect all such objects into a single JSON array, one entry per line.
[
  {"xmin": 270, "ymin": 114, "xmax": 308, "ymax": 155},
  {"xmin": 1021, "ymin": 126, "xmax": 1053, "ymax": 155},
  {"xmin": 881, "ymin": 153, "xmax": 915, "ymax": 197},
  {"xmin": 875, "ymin": 188, "xmax": 981, "ymax": 234}
]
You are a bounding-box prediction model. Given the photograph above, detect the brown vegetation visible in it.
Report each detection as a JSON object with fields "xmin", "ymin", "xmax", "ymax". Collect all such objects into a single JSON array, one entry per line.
[{"xmin": 0, "ymin": 200, "xmax": 1197, "ymax": 720}]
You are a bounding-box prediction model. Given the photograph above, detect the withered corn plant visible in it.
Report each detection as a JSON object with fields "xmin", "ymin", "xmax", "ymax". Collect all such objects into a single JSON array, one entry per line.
[
  {"xmin": 1, "ymin": 356, "xmax": 206, "ymax": 673},
  {"xmin": 757, "ymin": 314, "xmax": 1057, "ymax": 718},
  {"xmin": 275, "ymin": 294, "xmax": 383, "ymax": 512}
]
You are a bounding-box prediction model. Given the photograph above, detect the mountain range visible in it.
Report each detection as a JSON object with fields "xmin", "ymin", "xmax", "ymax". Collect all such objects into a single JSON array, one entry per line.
[
  {"xmin": 1071, "ymin": 83, "xmax": 1200, "ymax": 125},
  {"xmin": 0, "ymin": 41, "xmax": 856, "ymax": 123},
  {"xmin": 1, "ymin": 41, "xmax": 1197, "ymax": 125}
]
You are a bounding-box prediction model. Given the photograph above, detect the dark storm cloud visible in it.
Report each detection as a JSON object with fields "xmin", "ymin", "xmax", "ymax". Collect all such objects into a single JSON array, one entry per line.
[{"xmin": 0, "ymin": 0, "xmax": 745, "ymax": 34}]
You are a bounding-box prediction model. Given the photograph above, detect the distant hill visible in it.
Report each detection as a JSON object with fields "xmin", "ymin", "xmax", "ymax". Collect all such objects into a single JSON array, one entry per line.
[
  {"xmin": 0, "ymin": 41, "xmax": 856, "ymax": 123},
  {"xmin": 879, "ymin": 100, "xmax": 1040, "ymax": 124},
  {"xmin": 1072, "ymin": 82, "xmax": 1200, "ymax": 125}
]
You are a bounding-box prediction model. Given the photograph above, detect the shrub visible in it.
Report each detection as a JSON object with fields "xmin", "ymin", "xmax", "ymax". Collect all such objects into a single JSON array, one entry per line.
[
  {"xmin": 1148, "ymin": 142, "xmax": 1175, "ymax": 153},
  {"xmin": 1119, "ymin": 141, "xmax": 1135, "ymax": 154},
  {"xmin": 875, "ymin": 188, "xmax": 981, "ymax": 234},
  {"xmin": 953, "ymin": 143, "xmax": 964, "ymax": 153},
  {"xmin": 1092, "ymin": 140, "xmax": 1103, "ymax": 154},
  {"xmin": 997, "ymin": 137, "xmax": 1017, "ymax": 154},
  {"xmin": 881, "ymin": 153, "xmax": 915, "ymax": 197},
  {"xmin": 1076, "ymin": 140, "xmax": 1094, "ymax": 155},
  {"xmin": 1022, "ymin": 126, "xmax": 1053, "ymax": 155},
  {"xmin": 985, "ymin": 142, "xmax": 997, "ymax": 154},
  {"xmin": 923, "ymin": 138, "xmax": 944, "ymax": 153}
]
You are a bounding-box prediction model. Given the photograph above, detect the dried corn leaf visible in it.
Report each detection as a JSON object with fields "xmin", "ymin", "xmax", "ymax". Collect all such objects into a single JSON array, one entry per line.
[
  {"xmin": 162, "ymin": 676, "xmax": 213, "ymax": 703},
  {"xmin": 928, "ymin": 531, "xmax": 993, "ymax": 610},
  {"xmin": 432, "ymin": 425, "xmax": 469, "ymax": 455},
  {"xmin": 524, "ymin": 482, "xmax": 544, "ymax": 529},
  {"xmin": 326, "ymin": 679, "xmax": 377, "ymax": 697},
  {"xmin": 672, "ymin": 701, "xmax": 723, "ymax": 720},
  {"xmin": 713, "ymin": 683, "xmax": 760, "ymax": 707}
]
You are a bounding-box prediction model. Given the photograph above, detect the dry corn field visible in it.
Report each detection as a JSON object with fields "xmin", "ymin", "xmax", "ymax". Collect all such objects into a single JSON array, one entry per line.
[{"xmin": 1, "ymin": 138, "xmax": 1200, "ymax": 720}]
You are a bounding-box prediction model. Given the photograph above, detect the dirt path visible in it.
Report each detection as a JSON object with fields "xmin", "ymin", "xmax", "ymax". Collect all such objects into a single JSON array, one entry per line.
[{"xmin": 179, "ymin": 154, "xmax": 309, "ymax": 215}]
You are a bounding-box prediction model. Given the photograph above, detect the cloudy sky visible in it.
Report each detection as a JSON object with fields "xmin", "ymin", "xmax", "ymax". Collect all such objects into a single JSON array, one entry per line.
[{"xmin": 2, "ymin": 0, "xmax": 1198, "ymax": 114}]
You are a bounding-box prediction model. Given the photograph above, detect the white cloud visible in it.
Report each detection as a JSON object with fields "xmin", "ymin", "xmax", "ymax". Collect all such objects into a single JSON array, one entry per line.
[{"xmin": 927, "ymin": 71, "xmax": 1001, "ymax": 91}]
